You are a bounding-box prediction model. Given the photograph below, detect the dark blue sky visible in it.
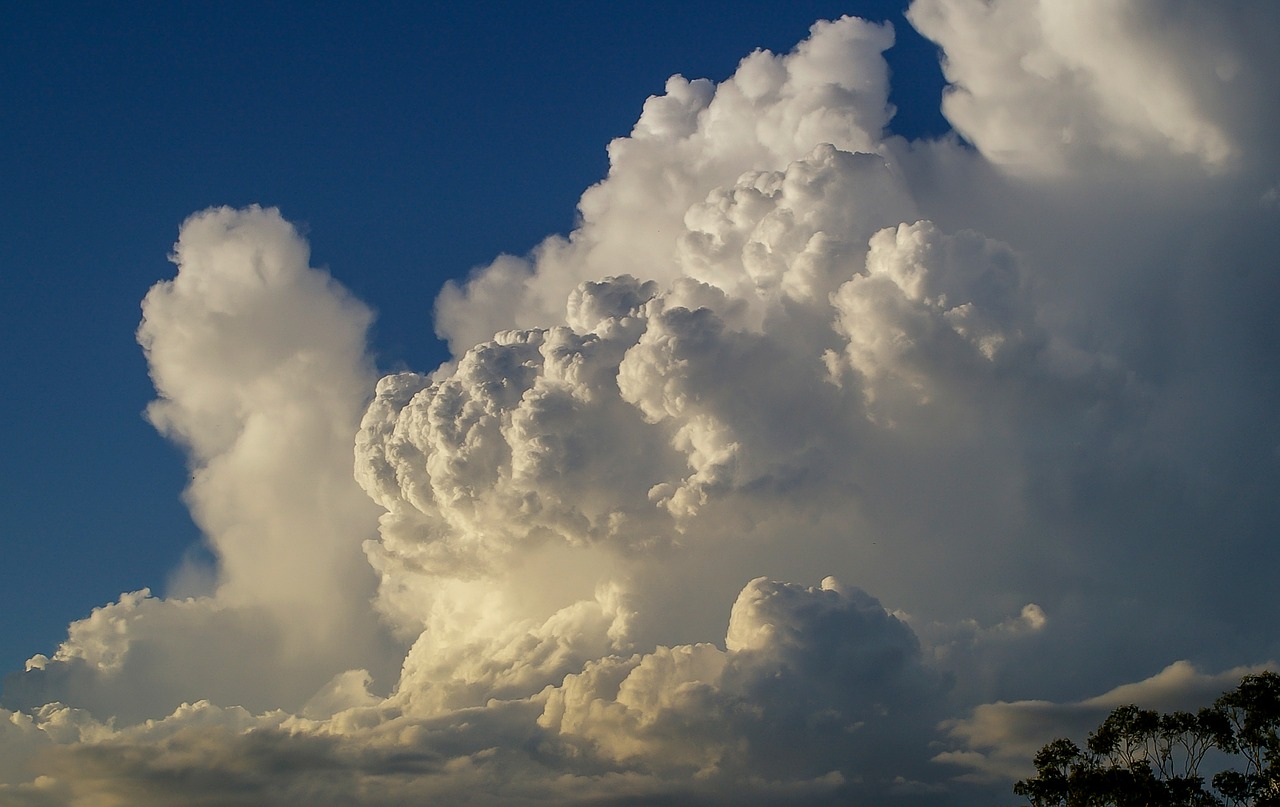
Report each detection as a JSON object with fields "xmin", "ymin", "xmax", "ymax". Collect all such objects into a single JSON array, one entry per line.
[{"xmin": 0, "ymin": 2, "xmax": 946, "ymax": 674}]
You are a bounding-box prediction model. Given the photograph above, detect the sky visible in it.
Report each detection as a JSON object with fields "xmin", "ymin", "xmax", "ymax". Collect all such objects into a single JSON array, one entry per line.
[
  {"xmin": 2, "ymin": 2, "xmax": 1279, "ymax": 805},
  {"xmin": 0, "ymin": 0, "xmax": 944, "ymax": 678}
]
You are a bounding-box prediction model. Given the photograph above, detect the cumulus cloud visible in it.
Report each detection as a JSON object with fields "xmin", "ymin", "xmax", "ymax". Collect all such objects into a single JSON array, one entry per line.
[
  {"xmin": 1, "ymin": 578, "xmax": 945, "ymax": 806},
  {"xmin": 542, "ymin": 577, "xmax": 944, "ymax": 788},
  {"xmin": 433, "ymin": 16, "xmax": 900, "ymax": 354},
  {"xmin": 907, "ymin": 0, "xmax": 1280, "ymax": 174},
  {"xmin": 5, "ymin": 207, "xmax": 405, "ymax": 724},
  {"xmin": 6, "ymin": 3, "xmax": 1280, "ymax": 806}
]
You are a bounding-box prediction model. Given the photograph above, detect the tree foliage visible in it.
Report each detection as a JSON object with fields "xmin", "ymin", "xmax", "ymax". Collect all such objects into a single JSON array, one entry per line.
[{"xmin": 1014, "ymin": 672, "xmax": 1280, "ymax": 807}]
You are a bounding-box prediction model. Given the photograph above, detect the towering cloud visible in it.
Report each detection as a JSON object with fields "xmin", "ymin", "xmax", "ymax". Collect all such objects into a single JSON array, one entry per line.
[
  {"xmin": 433, "ymin": 16, "xmax": 902, "ymax": 352},
  {"xmin": 4, "ymin": 207, "xmax": 405, "ymax": 725},
  {"xmin": 5, "ymin": 4, "xmax": 1280, "ymax": 806}
]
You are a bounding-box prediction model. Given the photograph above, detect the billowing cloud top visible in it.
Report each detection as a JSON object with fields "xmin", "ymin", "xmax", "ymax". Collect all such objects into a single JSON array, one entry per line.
[{"xmin": 5, "ymin": 4, "xmax": 1280, "ymax": 806}]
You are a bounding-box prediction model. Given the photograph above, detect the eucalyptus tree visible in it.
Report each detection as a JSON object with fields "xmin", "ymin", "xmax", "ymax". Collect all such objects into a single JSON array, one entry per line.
[{"xmin": 1014, "ymin": 672, "xmax": 1280, "ymax": 807}]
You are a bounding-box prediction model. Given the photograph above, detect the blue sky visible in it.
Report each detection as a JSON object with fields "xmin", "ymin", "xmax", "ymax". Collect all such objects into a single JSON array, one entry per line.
[
  {"xmin": 0, "ymin": 2, "xmax": 944, "ymax": 674},
  {"xmin": 3, "ymin": 2, "xmax": 1278, "ymax": 805}
]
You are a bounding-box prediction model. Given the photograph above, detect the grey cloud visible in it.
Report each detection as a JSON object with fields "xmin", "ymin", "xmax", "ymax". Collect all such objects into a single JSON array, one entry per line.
[{"xmin": 938, "ymin": 661, "xmax": 1273, "ymax": 783}]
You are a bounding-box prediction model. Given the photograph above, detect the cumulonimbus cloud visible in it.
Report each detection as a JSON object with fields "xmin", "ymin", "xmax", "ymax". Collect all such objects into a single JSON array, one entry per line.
[{"xmin": 4, "ymin": 4, "xmax": 1280, "ymax": 805}]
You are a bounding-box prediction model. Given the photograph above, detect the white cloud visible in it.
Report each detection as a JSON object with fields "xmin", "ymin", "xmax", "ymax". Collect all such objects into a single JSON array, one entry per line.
[
  {"xmin": 434, "ymin": 16, "xmax": 900, "ymax": 355},
  {"xmin": 6, "ymin": 207, "xmax": 406, "ymax": 724},
  {"xmin": 139, "ymin": 206, "xmax": 382, "ymax": 617},
  {"xmin": 6, "ymin": 3, "xmax": 1280, "ymax": 805},
  {"xmin": 907, "ymin": 0, "xmax": 1280, "ymax": 174},
  {"xmin": 830, "ymin": 219, "xmax": 1046, "ymax": 420},
  {"xmin": 541, "ymin": 576, "xmax": 946, "ymax": 795},
  {"xmin": 4, "ymin": 577, "xmax": 947, "ymax": 806}
]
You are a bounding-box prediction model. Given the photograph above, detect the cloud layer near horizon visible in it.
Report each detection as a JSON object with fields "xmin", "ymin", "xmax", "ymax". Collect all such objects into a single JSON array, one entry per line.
[{"xmin": 5, "ymin": 3, "xmax": 1280, "ymax": 805}]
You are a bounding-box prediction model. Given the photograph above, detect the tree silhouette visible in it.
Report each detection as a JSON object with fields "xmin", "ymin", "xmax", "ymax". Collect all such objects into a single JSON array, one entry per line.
[
  {"xmin": 1014, "ymin": 672, "xmax": 1280, "ymax": 807},
  {"xmin": 1211, "ymin": 672, "xmax": 1280, "ymax": 806}
]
